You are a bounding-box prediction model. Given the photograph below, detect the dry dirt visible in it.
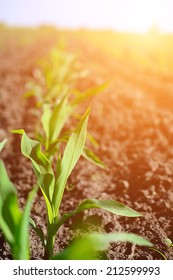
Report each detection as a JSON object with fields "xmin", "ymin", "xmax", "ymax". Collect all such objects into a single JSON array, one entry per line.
[{"xmin": 0, "ymin": 32, "xmax": 173, "ymax": 260}]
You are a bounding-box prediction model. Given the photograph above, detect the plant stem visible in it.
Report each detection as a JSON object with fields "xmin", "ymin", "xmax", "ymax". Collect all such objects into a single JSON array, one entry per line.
[
  {"xmin": 45, "ymin": 224, "xmax": 55, "ymax": 260},
  {"xmin": 150, "ymin": 247, "xmax": 167, "ymax": 260}
]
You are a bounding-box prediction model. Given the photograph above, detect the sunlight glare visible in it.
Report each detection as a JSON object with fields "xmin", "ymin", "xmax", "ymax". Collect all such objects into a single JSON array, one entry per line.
[{"xmin": 109, "ymin": 0, "xmax": 164, "ymax": 33}]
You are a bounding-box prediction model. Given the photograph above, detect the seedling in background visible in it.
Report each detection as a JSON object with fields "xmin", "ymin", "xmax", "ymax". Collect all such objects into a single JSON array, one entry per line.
[
  {"xmin": 165, "ymin": 238, "xmax": 173, "ymax": 248},
  {"xmin": 13, "ymin": 108, "xmax": 149, "ymax": 259},
  {"xmin": 25, "ymin": 46, "xmax": 89, "ymax": 105},
  {"xmin": 25, "ymin": 45, "xmax": 108, "ymax": 167},
  {"xmin": 0, "ymin": 140, "xmax": 37, "ymax": 260}
]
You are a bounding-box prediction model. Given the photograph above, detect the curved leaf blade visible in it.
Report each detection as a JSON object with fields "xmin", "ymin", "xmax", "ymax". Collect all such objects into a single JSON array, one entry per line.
[
  {"xmin": 53, "ymin": 107, "xmax": 90, "ymax": 214},
  {"xmin": 13, "ymin": 186, "xmax": 37, "ymax": 260},
  {"xmin": 72, "ymin": 82, "xmax": 109, "ymax": 106},
  {"xmin": 82, "ymin": 147, "xmax": 106, "ymax": 169},
  {"xmin": 53, "ymin": 198, "xmax": 141, "ymax": 235},
  {"xmin": 49, "ymin": 95, "xmax": 70, "ymax": 143},
  {"xmin": 52, "ymin": 232, "xmax": 152, "ymax": 260},
  {"xmin": 41, "ymin": 104, "xmax": 52, "ymax": 146},
  {"xmin": 0, "ymin": 160, "xmax": 36, "ymax": 259},
  {"xmin": 0, "ymin": 139, "xmax": 8, "ymax": 154},
  {"xmin": 0, "ymin": 160, "xmax": 18, "ymax": 243},
  {"xmin": 12, "ymin": 130, "xmax": 55, "ymax": 224},
  {"xmin": 29, "ymin": 217, "xmax": 45, "ymax": 248}
]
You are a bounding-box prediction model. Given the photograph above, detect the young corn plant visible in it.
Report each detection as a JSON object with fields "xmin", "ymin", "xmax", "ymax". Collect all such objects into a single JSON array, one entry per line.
[
  {"xmin": 13, "ymin": 108, "xmax": 147, "ymax": 259},
  {"xmin": 39, "ymin": 83, "xmax": 108, "ymax": 166},
  {"xmin": 25, "ymin": 46, "xmax": 89, "ymax": 105},
  {"xmin": 0, "ymin": 140, "xmax": 37, "ymax": 260},
  {"xmin": 25, "ymin": 45, "xmax": 108, "ymax": 166}
]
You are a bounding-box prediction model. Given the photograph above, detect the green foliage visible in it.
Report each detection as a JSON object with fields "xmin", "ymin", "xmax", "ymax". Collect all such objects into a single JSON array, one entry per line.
[
  {"xmin": 53, "ymin": 108, "xmax": 90, "ymax": 214},
  {"xmin": 13, "ymin": 108, "xmax": 90, "ymax": 225},
  {"xmin": 25, "ymin": 47, "xmax": 81, "ymax": 104},
  {"xmin": 40, "ymin": 95, "xmax": 71, "ymax": 158},
  {"xmin": 71, "ymin": 82, "xmax": 108, "ymax": 106},
  {"xmin": 0, "ymin": 157, "xmax": 37, "ymax": 259},
  {"xmin": 82, "ymin": 147, "xmax": 106, "ymax": 168},
  {"xmin": 25, "ymin": 45, "xmax": 107, "ymax": 168},
  {"xmin": 165, "ymin": 238, "xmax": 173, "ymax": 247},
  {"xmin": 12, "ymin": 129, "xmax": 55, "ymax": 225},
  {"xmin": 5, "ymin": 43, "xmax": 153, "ymax": 260},
  {"xmin": 52, "ymin": 199, "xmax": 141, "ymax": 235},
  {"xmin": 39, "ymin": 83, "xmax": 108, "ymax": 165},
  {"xmin": 12, "ymin": 108, "xmax": 145, "ymax": 259}
]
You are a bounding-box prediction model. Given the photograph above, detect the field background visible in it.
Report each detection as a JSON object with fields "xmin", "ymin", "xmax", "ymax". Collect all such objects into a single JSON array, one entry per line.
[{"xmin": 0, "ymin": 25, "xmax": 173, "ymax": 259}]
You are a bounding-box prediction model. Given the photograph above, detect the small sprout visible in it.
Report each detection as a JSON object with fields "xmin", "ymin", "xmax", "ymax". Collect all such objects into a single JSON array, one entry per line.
[
  {"xmin": 66, "ymin": 183, "xmax": 75, "ymax": 191},
  {"xmin": 165, "ymin": 238, "xmax": 173, "ymax": 247}
]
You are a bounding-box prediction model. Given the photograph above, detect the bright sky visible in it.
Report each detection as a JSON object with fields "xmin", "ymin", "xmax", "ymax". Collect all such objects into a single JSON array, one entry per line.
[{"xmin": 0, "ymin": 0, "xmax": 173, "ymax": 33}]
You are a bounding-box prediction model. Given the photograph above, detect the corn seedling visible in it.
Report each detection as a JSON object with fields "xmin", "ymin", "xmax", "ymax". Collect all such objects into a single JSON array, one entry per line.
[
  {"xmin": 39, "ymin": 83, "xmax": 108, "ymax": 167},
  {"xmin": 0, "ymin": 140, "xmax": 37, "ymax": 259},
  {"xmin": 25, "ymin": 45, "xmax": 108, "ymax": 167},
  {"xmin": 25, "ymin": 46, "xmax": 89, "ymax": 105},
  {"xmin": 6, "ymin": 43, "xmax": 152, "ymax": 260},
  {"xmin": 13, "ymin": 108, "xmax": 146, "ymax": 259},
  {"xmin": 25, "ymin": 46, "xmax": 108, "ymax": 167},
  {"xmin": 0, "ymin": 139, "xmax": 151, "ymax": 260}
]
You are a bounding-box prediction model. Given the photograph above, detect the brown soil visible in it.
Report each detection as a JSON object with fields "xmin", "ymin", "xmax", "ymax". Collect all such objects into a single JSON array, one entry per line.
[{"xmin": 1, "ymin": 31, "xmax": 173, "ymax": 260}]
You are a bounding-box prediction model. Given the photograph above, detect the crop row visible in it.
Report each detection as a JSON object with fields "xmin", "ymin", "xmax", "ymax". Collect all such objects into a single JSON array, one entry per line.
[{"xmin": 0, "ymin": 44, "xmax": 155, "ymax": 260}]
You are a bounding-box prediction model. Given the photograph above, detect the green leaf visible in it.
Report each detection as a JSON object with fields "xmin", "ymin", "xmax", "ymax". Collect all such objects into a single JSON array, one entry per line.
[
  {"xmin": 0, "ymin": 159, "xmax": 36, "ymax": 259},
  {"xmin": 41, "ymin": 104, "xmax": 52, "ymax": 147},
  {"xmin": 14, "ymin": 130, "xmax": 55, "ymax": 224},
  {"xmin": 53, "ymin": 107, "xmax": 90, "ymax": 215},
  {"xmin": 82, "ymin": 147, "xmax": 106, "ymax": 169},
  {"xmin": 52, "ymin": 236, "xmax": 97, "ymax": 260},
  {"xmin": 165, "ymin": 238, "xmax": 173, "ymax": 247},
  {"xmin": 52, "ymin": 198, "xmax": 141, "ymax": 235},
  {"xmin": 15, "ymin": 185, "xmax": 38, "ymax": 260},
  {"xmin": 48, "ymin": 95, "xmax": 71, "ymax": 143},
  {"xmin": 55, "ymin": 152, "xmax": 62, "ymax": 182},
  {"xmin": 29, "ymin": 217, "xmax": 45, "ymax": 248},
  {"xmin": 11, "ymin": 129, "xmax": 25, "ymax": 135},
  {"xmin": 24, "ymin": 81, "xmax": 42, "ymax": 100},
  {"xmin": 87, "ymin": 132, "xmax": 99, "ymax": 148},
  {"xmin": 41, "ymin": 96, "xmax": 71, "ymax": 156},
  {"xmin": 72, "ymin": 82, "xmax": 109, "ymax": 106},
  {"xmin": 86, "ymin": 232, "xmax": 152, "ymax": 250},
  {"xmin": 0, "ymin": 139, "xmax": 7, "ymax": 154},
  {"xmin": 52, "ymin": 232, "xmax": 152, "ymax": 260},
  {"xmin": 0, "ymin": 159, "xmax": 18, "ymax": 243}
]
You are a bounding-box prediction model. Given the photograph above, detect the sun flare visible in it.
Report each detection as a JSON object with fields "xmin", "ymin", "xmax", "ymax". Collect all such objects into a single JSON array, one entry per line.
[
  {"xmin": 1, "ymin": 0, "xmax": 173, "ymax": 33},
  {"xmin": 109, "ymin": 0, "xmax": 166, "ymax": 33}
]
